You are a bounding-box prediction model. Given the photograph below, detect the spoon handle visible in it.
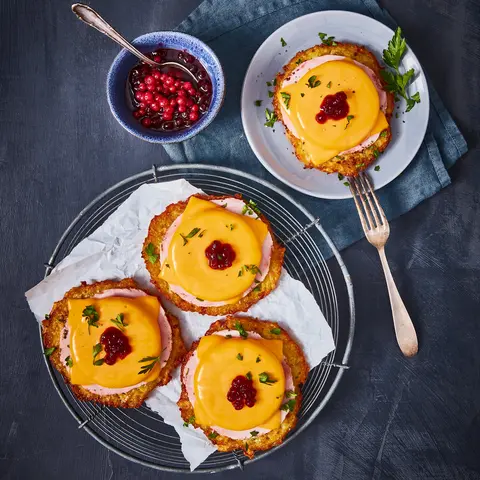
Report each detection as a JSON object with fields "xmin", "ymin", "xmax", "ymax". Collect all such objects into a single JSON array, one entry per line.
[{"xmin": 71, "ymin": 4, "xmax": 157, "ymax": 67}]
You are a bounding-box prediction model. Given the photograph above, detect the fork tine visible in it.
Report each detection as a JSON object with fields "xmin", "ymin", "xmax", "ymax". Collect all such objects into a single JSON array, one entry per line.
[
  {"xmin": 362, "ymin": 173, "xmax": 387, "ymax": 223},
  {"xmin": 351, "ymin": 176, "xmax": 376, "ymax": 229},
  {"xmin": 357, "ymin": 174, "xmax": 381, "ymax": 227},
  {"xmin": 349, "ymin": 180, "xmax": 371, "ymax": 233}
]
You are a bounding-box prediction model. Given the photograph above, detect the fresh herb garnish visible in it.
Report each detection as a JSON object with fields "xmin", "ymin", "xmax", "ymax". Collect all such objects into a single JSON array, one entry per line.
[
  {"xmin": 252, "ymin": 285, "xmax": 261, "ymax": 293},
  {"xmin": 244, "ymin": 264, "xmax": 262, "ymax": 275},
  {"xmin": 300, "ymin": 93, "xmax": 305, "ymax": 97},
  {"xmin": 44, "ymin": 347, "xmax": 56, "ymax": 357},
  {"xmin": 306, "ymin": 75, "xmax": 321, "ymax": 88},
  {"xmin": 345, "ymin": 114, "xmax": 354, "ymax": 129},
  {"xmin": 92, "ymin": 343, "xmax": 104, "ymax": 366},
  {"xmin": 254, "ymin": 100, "xmax": 262, "ymax": 107},
  {"xmin": 138, "ymin": 355, "xmax": 160, "ymax": 375},
  {"xmin": 286, "ymin": 390, "xmax": 298, "ymax": 399},
  {"xmin": 227, "ymin": 223, "xmax": 235, "ymax": 231},
  {"xmin": 145, "ymin": 242, "xmax": 158, "ymax": 264},
  {"xmin": 241, "ymin": 199, "xmax": 261, "ymax": 217},
  {"xmin": 183, "ymin": 415, "xmax": 196, "ymax": 427},
  {"xmin": 250, "ymin": 431, "xmax": 259, "ymax": 437},
  {"xmin": 337, "ymin": 173, "xmax": 344, "ymax": 181},
  {"xmin": 280, "ymin": 399, "xmax": 296, "ymax": 412},
  {"xmin": 44, "ymin": 314, "xmax": 50, "ymax": 320},
  {"xmin": 256, "ymin": 356, "xmax": 261, "ymax": 363},
  {"xmin": 264, "ymin": 108, "xmax": 277, "ymax": 128},
  {"xmin": 208, "ymin": 432, "xmax": 219, "ymax": 439},
  {"xmin": 246, "ymin": 371, "xmax": 252, "ymax": 380},
  {"xmin": 234, "ymin": 321, "xmax": 248, "ymax": 339},
  {"xmin": 83, "ymin": 305, "xmax": 100, "ymax": 335},
  {"xmin": 196, "ymin": 297, "xmax": 204, "ymax": 302},
  {"xmin": 236, "ymin": 353, "xmax": 243, "ymax": 361},
  {"xmin": 266, "ymin": 81, "xmax": 272, "ymax": 87},
  {"xmin": 259, "ymin": 372, "xmax": 277, "ymax": 385},
  {"xmin": 65, "ymin": 356, "xmax": 73, "ymax": 367},
  {"xmin": 381, "ymin": 27, "xmax": 420, "ymax": 112},
  {"xmin": 318, "ymin": 32, "xmax": 337, "ymax": 46},
  {"xmin": 326, "ymin": 81, "xmax": 332, "ymax": 89},
  {"xmin": 372, "ymin": 148, "xmax": 380, "ymax": 159},
  {"xmin": 273, "ymin": 78, "xmax": 277, "ymax": 86},
  {"xmin": 225, "ymin": 334, "xmax": 232, "ymax": 339},
  {"xmin": 110, "ymin": 313, "xmax": 127, "ymax": 331},
  {"xmin": 343, "ymin": 182, "xmax": 350, "ymax": 187},
  {"xmin": 270, "ymin": 327, "xmax": 281, "ymax": 335},
  {"xmin": 356, "ymin": 163, "xmax": 365, "ymax": 168},
  {"xmin": 180, "ymin": 227, "xmax": 201, "ymax": 246},
  {"xmin": 374, "ymin": 165, "xmax": 381, "ymax": 172},
  {"xmin": 268, "ymin": 90, "xmax": 274, "ymax": 98},
  {"xmin": 198, "ymin": 229, "xmax": 206, "ymax": 238},
  {"xmin": 295, "ymin": 58, "xmax": 303, "ymax": 65},
  {"xmin": 280, "ymin": 92, "xmax": 291, "ymax": 109},
  {"xmin": 380, "ymin": 130, "xmax": 388, "ymax": 138},
  {"xmin": 280, "ymin": 37, "xmax": 287, "ymax": 47}
]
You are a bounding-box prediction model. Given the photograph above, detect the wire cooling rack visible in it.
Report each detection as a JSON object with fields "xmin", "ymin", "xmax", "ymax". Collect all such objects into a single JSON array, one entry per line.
[{"xmin": 40, "ymin": 164, "xmax": 355, "ymax": 473}]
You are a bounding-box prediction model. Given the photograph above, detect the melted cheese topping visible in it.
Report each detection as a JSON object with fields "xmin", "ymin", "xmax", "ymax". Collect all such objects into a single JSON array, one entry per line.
[
  {"xmin": 193, "ymin": 336, "xmax": 285, "ymax": 431},
  {"xmin": 68, "ymin": 296, "xmax": 162, "ymax": 388},
  {"xmin": 160, "ymin": 197, "xmax": 268, "ymax": 302},
  {"xmin": 278, "ymin": 59, "xmax": 389, "ymax": 166}
]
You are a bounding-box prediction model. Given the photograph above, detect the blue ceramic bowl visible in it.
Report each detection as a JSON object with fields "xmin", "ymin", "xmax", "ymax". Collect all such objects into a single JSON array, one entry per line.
[{"xmin": 107, "ymin": 32, "xmax": 225, "ymax": 143}]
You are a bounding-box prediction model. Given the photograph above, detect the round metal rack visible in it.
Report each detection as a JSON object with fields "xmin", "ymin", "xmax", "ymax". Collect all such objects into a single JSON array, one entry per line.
[{"xmin": 40, "ymin": 164, "xmax": 355, "ymax": 473}]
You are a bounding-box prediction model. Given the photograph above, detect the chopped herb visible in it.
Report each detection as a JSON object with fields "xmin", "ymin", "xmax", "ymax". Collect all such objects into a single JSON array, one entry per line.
[
  {"xmin": 345, "ymin": 114, "xmax": 354, "ymax": 129},
  {"xmin": 300, "ymin": 93, "xmax": 305, "ymax": 97},
  {"xmin": 145, "ymin": 242, "xmax": 158, "ymax": 264},
  {"xmin": 280, "ymin": 37, "xmax": 287, "ymax": 47},
  {"xmin": 266, "ymin": 81, "xmax": 272, "ymax": 87},
  {"xmin": 326, "ymin": 81, "xmax": 332, "ymax": 89},
  {"xmin": 270, "ymin": 327, "xmax": 282, "ymax": 335},
  {"xmin": 252, "ymin": 285, "xmax": 261, "ymax": 293},
  {"xmin": 65, "ymin": 356, "xmax": 73, "ymax": 367},
  {"xmin": 343, "ymin": 182, "xmax": 350, "ymax": 187},
  {"xmin": 180, "ymin": 227, "xmax": 201, "ymax": 246},
  {"xmin": 356, "ymin": 163, "xmax": 365, "ymax": 168},
  {"xmin": 243, "ymin": 264, "xmax": 261, "ymax": 275},
  {"xmin": 337, "ymin": 173, "xmax": 344, "ymax": 181},
  {"xmin": 280, "ymin": 91, "xmax": 291, "ymax": 109},
  {"xmin": 241, "ymin": 199, "xmax": 261, "ymax": 217},
  {"xmin": 286, "ymin": 390, "xmax": 298, "ymax": 399},
  {"xmin": 83, "ymin": 305, "xmax": 100, "ymax": 335},
  {"xmin": 374, "ymin": 165, "xmax": 381, "ymax": 172},
  {"xmin": 406, "ymin": 91, "xmax": 421, "ymax": 112},
  {"xmin": 295, "ymin": 58, "xmax": 303, "ymax": 65},
  {"xmin": 254, "ymin": 100, "xmax": 262, "ymax": 107},
  {"xmin": 165, "ymin": 263, "xmax": 170, "ymax": 268},
  {"xmin": 208, "ymin": 432, "xmax": 219, "ymax": 439},
  {"xmin": 256, "ymin": 356, "xmax": 261, "ymax": 363},
  {"xmin": 372, "ymin": 148, "xmax": 380, "ymax": 159},
  {"xmin": 110, "ymin": 313, "xmax": 127, "ymax": 331},
  {"xmin": 225, "ymin": 334, "xmax": 232, "ymax": 339},
  {"xmin": 264, "ymin": 108, "xmax": 278, "ymax": 128},
  {"xmin": 395, "ymin": 112, "xmax": 399, "ymax": 119},
  {"xmin": 92, "ymin": 343, "xmax": 104, "ymax": 366},
  {"xmin": 238, "ymin": 267, "xmax": 244, "ymax": 277},
  {"xmin": 380, "ymin": 130, "xmax": 388, "ymax": 138},
  {"xmin": 246, "ymin": 371, "xmax": 252, "ymax": 380},
  {"xmin": 234, "ymin": 321, "xmax": 248, "ymax": 339},
  {"xmin": 318, "ymin": 32, "xmax": 337, "ymax": 46},
  {"xmin": 44, "ymin": 347, "xmax": 56, "ymax": 357},
  {"xmin": 250, "ymin": 431, "xmax": 259, "ymax": 437},
  {"xmin": 259, "ymin": 372, "xmax": 277, "ymax": 385},
  {"xmin": 245, "ymin": 442, "xmax": 249, "ymax": 451},
  {"xmin": 280, "ymin": 399, "xmax": 296, "ymax": 412},
  {"xmin": 44, "ymin": 314, "xmax": 50, "ymax": 320},
  {"xmin": 198, "ymin": 229, "xmax": 206, "ymax": 238},
  {"xmin": 183, "ymin": 415, "xmax": 196, "ymax": 427},
  {"xmin": 236, "ymin": 353, "xmax": 243, "ymax": 361},
  {"xmin": 138, "ymin": 355, "xmax": 160, "ymax": 375},
  {"xmin": 196, "ymin": 297, "xmax": 204, "ymax": 302},
  {"xmin": 306, "ymin": 75, "xmax": 321, "ymax": 88},
  {"xmin": 227, "ymin": 223, "xmax": 235, "ymax": 231},
  {"xmin": 268, "ymin": 90, "xmax": 274, "ymax": 98},
  {"xmin": 273, "ymin": 78, "xmax": 277, "ymax": 86}
]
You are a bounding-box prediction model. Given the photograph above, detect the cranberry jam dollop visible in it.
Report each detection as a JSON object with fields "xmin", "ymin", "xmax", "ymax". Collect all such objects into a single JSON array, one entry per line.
[
  {"xmin": 128, "ymin": 48, "xmax": 213, "ymax": 132},
  {"xmin": 205, "ymin": 240, "xmax": 236, "ymax": 270},
  {"xmin": 315, "ymin": 91, "xmax": 349, "ymax": 124},
  {"xmin": 100, "ymin": 327, "xmax": 132, "ymax": 365},
  {"xmin": 227, "ymin": 375, "xmax": 257, "ymax": 410}
]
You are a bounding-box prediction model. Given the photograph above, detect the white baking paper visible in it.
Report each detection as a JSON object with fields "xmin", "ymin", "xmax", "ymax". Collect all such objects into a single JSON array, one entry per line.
[{"xmin": 25, "ymin": 179, "xmax": 335, "ymax": 471}]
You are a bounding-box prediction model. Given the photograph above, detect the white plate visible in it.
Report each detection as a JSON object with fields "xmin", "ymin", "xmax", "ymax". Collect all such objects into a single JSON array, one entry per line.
[{"xmin": 241, "ymin": 10, "xmax": 430, "ymax": 199}]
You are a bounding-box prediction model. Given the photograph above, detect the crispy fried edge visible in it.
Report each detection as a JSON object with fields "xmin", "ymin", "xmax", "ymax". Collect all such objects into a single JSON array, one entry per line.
[
  {"xmin": 41, "ymin": 278, "xmax": 186, "ymax": 408},
  {"xmin": 272, "ymin": 42, "xmax": 395, "ymax": 177},
  {"xmin": 177, "ymin": 316, "xmax": 309, "ymax": 458},
  {"xmin": 142, "ymin": 194, "xmax": 285, "ymax": 316}
]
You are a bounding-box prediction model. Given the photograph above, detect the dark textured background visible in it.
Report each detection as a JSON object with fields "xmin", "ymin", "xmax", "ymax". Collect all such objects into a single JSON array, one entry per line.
[{"xmin": 1, "ymin": 0, "xmax": 479, "ymax": 479}]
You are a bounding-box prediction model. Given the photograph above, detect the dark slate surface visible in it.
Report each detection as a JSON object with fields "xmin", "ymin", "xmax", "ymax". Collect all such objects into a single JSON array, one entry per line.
[{"xmin": 1, "ymin": 0, "xmax": 479, "ymax": 479}]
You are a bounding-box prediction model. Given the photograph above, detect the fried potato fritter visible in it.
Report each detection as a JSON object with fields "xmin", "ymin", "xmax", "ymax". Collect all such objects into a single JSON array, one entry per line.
[
  {"xmin": 177, "ymin": 316, "xmax": 309, "ymax": 458},
  {"xmin": 142, "ymin": 194, "xmax": 285, "ymax": 316},
  {"xmin": 42, "ymin": 278, "xmax": 186, "ymax": 408},
  {"xmin": 273, "ymin": 42, "xmax": 395, "ymax": 177}
]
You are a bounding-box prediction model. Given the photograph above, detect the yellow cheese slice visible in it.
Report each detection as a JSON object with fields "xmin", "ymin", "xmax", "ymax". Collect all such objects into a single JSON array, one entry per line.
[
  {"xmin": 278, "ymin": 59, "xmax": 389, "ymax": 166},
  {"xmin": 160, "ymin": 197, "xmax": 268, "ymax": 302},
  {"xmin": 194, "ymin": 336, "xmax": 285, "ymax": 430},
  {"xmin": 68, "ymin": 296, "xmax": 161, "ymax": 388}
]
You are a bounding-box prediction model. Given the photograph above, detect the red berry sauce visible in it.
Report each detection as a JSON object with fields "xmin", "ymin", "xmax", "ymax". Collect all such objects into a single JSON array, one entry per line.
[
  {"xmin": 315, "ymin": 91, "xmax": 349, "ymax": 124},
  {"xmin": 205, "ymin": 240, "xmax": 236, "ymax": 270},
  {"xmin": 100, "ymin": 327, "xmax": 132, "ymax": 365},
  {"xmin": 227, "ymin": 375, "xmax": 257, "ymax": 410},
  {"xmin": 128, "ymin": 48, "xmax": 212, "ymax": 132}
]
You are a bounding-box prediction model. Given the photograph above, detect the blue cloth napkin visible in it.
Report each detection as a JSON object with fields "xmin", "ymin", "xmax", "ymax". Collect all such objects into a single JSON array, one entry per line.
[{"xmin": 165, "ymin": 0, "xmax": 468, "ymax": 254}]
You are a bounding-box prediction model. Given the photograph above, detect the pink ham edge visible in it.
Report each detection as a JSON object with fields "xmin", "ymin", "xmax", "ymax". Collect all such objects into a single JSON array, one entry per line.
[
  {"xmin": 60, "ymin": 288, "xmax": 172, "ymax": 396},
  {"xmin": 183, "ymin": 330, "xmax": 294, "ymax": 440},
  {"xmin": 279, "ymin": 55, "xmax": 387, "ymax": 153},
  {"xmin": 159, "ymin": 198, "xmax": 273, "ymax": 307}
]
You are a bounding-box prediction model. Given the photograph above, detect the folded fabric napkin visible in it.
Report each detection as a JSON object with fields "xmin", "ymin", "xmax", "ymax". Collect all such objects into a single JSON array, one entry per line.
[{"xmin": 163, "ymin": 0, "xmax": 467, "ymax": 254}]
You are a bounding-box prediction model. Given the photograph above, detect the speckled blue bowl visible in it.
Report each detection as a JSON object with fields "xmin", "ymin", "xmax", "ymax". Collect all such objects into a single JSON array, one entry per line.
[{"xmin": 107, "ymin": 32, "xmax": 225, "ymax": 143}]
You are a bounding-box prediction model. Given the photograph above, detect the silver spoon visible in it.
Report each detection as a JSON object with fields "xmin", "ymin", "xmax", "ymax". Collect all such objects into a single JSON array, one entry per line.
[{"xmin": 71, "ymin": 3, "xmax": 197, "ymax": 82}]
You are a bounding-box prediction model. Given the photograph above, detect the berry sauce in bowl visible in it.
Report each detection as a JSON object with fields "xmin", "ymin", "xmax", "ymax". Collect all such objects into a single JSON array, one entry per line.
[{"xmin": 107, "ymin": 32, "xmax": 225, "ymax": 143}]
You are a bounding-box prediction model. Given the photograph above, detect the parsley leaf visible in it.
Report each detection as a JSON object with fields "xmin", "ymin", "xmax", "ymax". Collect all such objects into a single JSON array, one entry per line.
[
  {"xmin": 280, "ymin": 399, "xmax": 296, "ymax": 412},
  {"xmin": 379, "ymin": 130, "xmax": 388, "ymax": 138},
  {"xmin": 236, "ymin": 353, "xmax": 243, "ymax": 361},
  {"xmin": 110, "ymin": 313, "xmax": 127, "ymax": 331},
  {"xmin": 318, "ymin": 32, "xmax": 337, "ymax": 46},
  {"xmin": 295, "ymin": 58, "xmax": 303, "ymax": 65},
  {"xmin": 83, "ymin": 305, "xmax": 100, "ymax": 335},
  {"xmin": 280, "ymin": 37, "xmax": 287, "ymax": 47},
  {"xmin": 343, "ymin": 181, "xmax": 350, "ymax": 187},
  {"xmin": 337, "ymin": 173, "xmax": 344, "ymax": 181},
  {"xmin": 241, "ymin": 199, "xmax": 261, "ymax": 216},
  {"xmin": 264, "ymin": 108, "xmax": 277, "ymax": 128},
  {"xmin": 92, "ymin": 343, "xmax": 104, "ymax": 366},
  {"xmin": 244, "ymin": 264, "xmax": 261, "ymax": 275},
  {"xmin": 382, "ymin": 27, "xmax": 406, "ymax": 71},
  {"xmin": 65, "ymin": 356, "xmax": 73, "ymax": 367},
  {"xmin": 138, "ymin": 355, "xmax": 160, "ymax": 375},
  {"xmin": 234, "ymin": 321, "xmax": 248, "ymax": 339},
  {"xmin": 259, "ymin": 372, "xmax": 277, "ymax": 385},
  {"xmin": 270, "ymin": 327, "xmax": 281, "ymax": 335},
  {"xmin": 374, "ymin": 165, "xmax": 381, "ymax": 172},
  {"xmin": 280, "ymin": 91, "xmax": 291, "ymax": 109},
  {"xmin": 183, "ymin": 415, "xmax": 196, "ymax": 427},
  {"xmin": 268, "ymin": 90, "xmax": 274, "ymax": 98},
  {"xmin": 306, "ymin": 75, "xmax": 321, "ymax": 88},
  {"xmin": 286, "ymin": 390, "xmax": 298, "ymax": 399},
  {"xmin": 300, "ymin": 93, "xmax": 305, "ymax": 97},
  {"xmin": 144, "ymin": 242, "xmax": 158, "ymax": 264},
  {"xmin": 44, "ymin": 347, "xmax": 56, "ymax": 357},
  {"xmin": 208, "ymin": 432, "xmax": 218, "ymax": 439},
  {"xmin": 246, "ymin": 371, "xmax": 252, "ymax": 380},
  {"xmin": 180, "ymin": 227, "xmax": 201, "ymax": 246},
  {"xmin": 326, "ymin": 81, "xmax": 332, "ymax": 89},
  {"xmin": 256, "ymin": 356, "xmax": 261, "ymax": 363},
  {"xmin": 254, "ymin": 100, "xmax": 262, "ymax": 107},
  {"xmin": 345, "ymin": 114, "xmax": 354, "ymax": 129},
  {"xmin": 266, "ymin": 81, "xmax": 272, "ymax": 87},
  {"xmin": 250, "ymin": 430, "xmax": 259, "ymax": 437}
]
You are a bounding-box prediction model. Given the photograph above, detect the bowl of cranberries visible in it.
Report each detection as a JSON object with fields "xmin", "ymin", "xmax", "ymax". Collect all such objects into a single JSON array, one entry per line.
[{"xmin": 107, "ymin": 31, "xmax": 225, "ymax": 143}]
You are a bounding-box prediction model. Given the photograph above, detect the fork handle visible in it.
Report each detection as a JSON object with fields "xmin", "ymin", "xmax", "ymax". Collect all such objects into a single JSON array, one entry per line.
[{"xmin": 377, "ymin": 247, "xmax": 418, "ymax": 357}]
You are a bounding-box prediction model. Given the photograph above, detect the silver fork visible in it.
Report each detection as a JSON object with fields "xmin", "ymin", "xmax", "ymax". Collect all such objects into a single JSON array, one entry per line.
[{"xmin": 349, "ymin": 173, "xmax": 418, "ymax": 357}]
